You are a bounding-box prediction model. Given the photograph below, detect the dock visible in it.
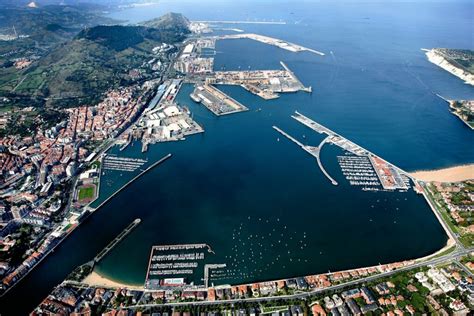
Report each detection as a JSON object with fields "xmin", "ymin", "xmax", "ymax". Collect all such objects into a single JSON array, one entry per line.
[
  {"xmin": 92, "ymin": 153, "xmax": 172, "ymax": 211},
  {"xmin": 273, "ymin": 126, "xmax": 338, "ymax": 185},
  {"xmin": 94, "ymin": 218, "xmax": 141, "ymax": 263}
]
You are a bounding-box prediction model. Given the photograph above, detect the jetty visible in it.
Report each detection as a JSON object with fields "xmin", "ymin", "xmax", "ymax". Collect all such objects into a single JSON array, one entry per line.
[
  {"xmin": 273, "ymin": 126, "xmax": 338, "ymax": 185},
  {"xmin": 94, "ymin": 218, "xmax": 141, "ymax": 263},
  {"xmin": 204, "ymin": 264, "xmax": 227, "ymax": 288}
]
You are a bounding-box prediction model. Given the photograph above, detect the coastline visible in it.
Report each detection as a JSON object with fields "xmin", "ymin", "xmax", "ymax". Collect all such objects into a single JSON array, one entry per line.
[
  {"xmin": 423, "ymin": 48, "xmax": 474, "ymax": 86},
  {"xmin": 409, "ymin": 164, "xmax": 474, "ymax": 182},
  {"xmin": 83, "ymin": 271, "xmax": 144, "ymax": 290}
]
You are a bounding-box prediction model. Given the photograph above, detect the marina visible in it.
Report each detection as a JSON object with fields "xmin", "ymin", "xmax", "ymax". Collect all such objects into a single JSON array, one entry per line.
[
  {"xmin": 145, "ymin": 244, "xmax": 214, "ymax": 290},
  {"xmin": 292, "ymin": 111, "xmax": 412, "ymax": 191},
  {"xmin": 337, "ymin": 156, "xmax": 381, "ymax": 189},
  {"xmin": 90, "ymin": 153, "xmax": 172, "ymax": 211},
  {"xmin": 102, "ymin": 155, "xmax": 147, "ymax": 172}
]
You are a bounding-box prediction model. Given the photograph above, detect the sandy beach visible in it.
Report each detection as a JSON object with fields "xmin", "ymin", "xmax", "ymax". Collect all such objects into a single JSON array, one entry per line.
[
  {"xmin": 410, "ymin": 164, "xmax": 474, "ymax": 182},
  {"xmin": 82, "ymin": 271, "xmax": 144, "ymax": 290}
]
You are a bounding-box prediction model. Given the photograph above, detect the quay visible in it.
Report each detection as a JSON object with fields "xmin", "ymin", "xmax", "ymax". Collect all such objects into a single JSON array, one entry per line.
[
  {"xmin": 91, "ymin": 153, "xmax": 172, "ymax": 211},
  {"xmin": 192, "ymin": 84, "xmax": 248, "ymax": 116},
  {"xmin": 94, "ymin": 219, "xmax": 141, "ymax": 263},
  {"xmin": 272, "ymin": 126, "xmax": 338, "ymax": 185},
  {"xmin": 213, "ymin": 33, "xmax": 325, "ymax": 56},
  {"xmin": 192, "ymin": 20, "xmax": 287, "ymax": 25},
  {"xmin": 280, "ymin": 61, "xmax": 312, "ymax": 93}
]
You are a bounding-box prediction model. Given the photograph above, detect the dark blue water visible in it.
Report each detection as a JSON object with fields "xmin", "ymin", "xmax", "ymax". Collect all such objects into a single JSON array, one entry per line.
[
  {"xmin": 90, "ymin": 83, "xmax": 447, "ymax": 287},
  {"xmin": 1, "ymin": 1, "xmax": 473, "ymax": 315}
]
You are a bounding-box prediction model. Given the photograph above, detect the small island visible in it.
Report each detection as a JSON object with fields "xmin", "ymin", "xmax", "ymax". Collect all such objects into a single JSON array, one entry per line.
[{"xmin": 424, "ymin": 48, "xmax": 474, "ymax": 86}]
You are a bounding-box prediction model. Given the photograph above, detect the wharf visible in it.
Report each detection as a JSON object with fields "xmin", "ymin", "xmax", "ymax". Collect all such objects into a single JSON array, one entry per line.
[
  {"xmin": 280, "ymin": 61, "xmax": 312, "ymax": 93},
  {"xmin": 192, "ymin": 84, "xmax": 248, "ymax": 116},
  {"xmin": 94, "ymin": 219, "xmax": 141, "ymax": 263}
]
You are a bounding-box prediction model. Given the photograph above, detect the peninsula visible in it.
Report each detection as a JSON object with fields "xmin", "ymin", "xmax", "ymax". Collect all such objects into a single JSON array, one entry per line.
[{"xmin": 424, "ymin": 48, "xmax": 474, "ymax": 86}]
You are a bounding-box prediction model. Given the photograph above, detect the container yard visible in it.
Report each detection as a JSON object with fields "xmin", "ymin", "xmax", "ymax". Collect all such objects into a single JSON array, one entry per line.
[{"xmin": 191, "ymin": 84, "xmax": 248, "ymax": 115}]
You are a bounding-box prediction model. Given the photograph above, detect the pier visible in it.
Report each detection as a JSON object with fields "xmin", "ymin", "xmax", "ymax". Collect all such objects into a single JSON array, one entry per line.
[
  {"xmin": 91, "ymin": 153, "xmax": 172, "ymax": 211},
  {"xmin": 94, "ymin": 218, "xmax": 141, "ymax": 263},
  {"xmin": 204, "ymin": 264, "xmax": 226, "ymax": 288},
  {"xmin": 272, "ymin": 126, "xmax": 338, "ymax": 185}
]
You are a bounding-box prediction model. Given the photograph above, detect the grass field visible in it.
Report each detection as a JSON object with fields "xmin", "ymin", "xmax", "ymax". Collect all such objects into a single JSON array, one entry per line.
[{"xmin": 78, "ymin": 186, "xmax": 95, "ymax": 201}]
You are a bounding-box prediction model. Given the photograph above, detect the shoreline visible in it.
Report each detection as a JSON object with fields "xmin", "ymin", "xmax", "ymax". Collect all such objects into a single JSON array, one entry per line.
[
  {"xmin": 83, "ymin": 271, "xmax": 144, "ymax": 290},
  {"xmin": 409, "ymin": 164, "xmax": 474, "ymax": 182},
  {"xmin": 423, "ymin": 48, "xmax": 474, "ymax": 86}
]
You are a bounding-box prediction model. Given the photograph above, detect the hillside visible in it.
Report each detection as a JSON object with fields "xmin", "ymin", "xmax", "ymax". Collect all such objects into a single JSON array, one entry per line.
[
  {"xmin": 0, "ymin": 4, "xmax": 114, "ymax": 36},
  {"xmin": 0, "ymin": 13, "xmax": 190, "ymax": 108},
  {"xmin": 143, "ymin": 12, "xmax": 190, "ymax": 30}
]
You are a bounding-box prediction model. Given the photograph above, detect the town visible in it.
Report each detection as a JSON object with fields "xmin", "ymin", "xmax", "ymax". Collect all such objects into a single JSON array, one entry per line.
[
  {"xmin": 0, "ymin": 28, "xmax": 180, "ymax": 295},
  {"xmin": 32, "ymin": 250, "xmax": 474, "ymax": 315}
]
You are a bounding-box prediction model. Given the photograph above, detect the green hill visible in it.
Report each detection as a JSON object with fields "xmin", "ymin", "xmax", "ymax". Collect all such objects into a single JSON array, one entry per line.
[
  {"xmin": 0, "ymin": 13, "xmax": 190, "ymax": 108},
  {"xmin": 142, "ymin": 12, "xmax": 190, "ymax": 30}
]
